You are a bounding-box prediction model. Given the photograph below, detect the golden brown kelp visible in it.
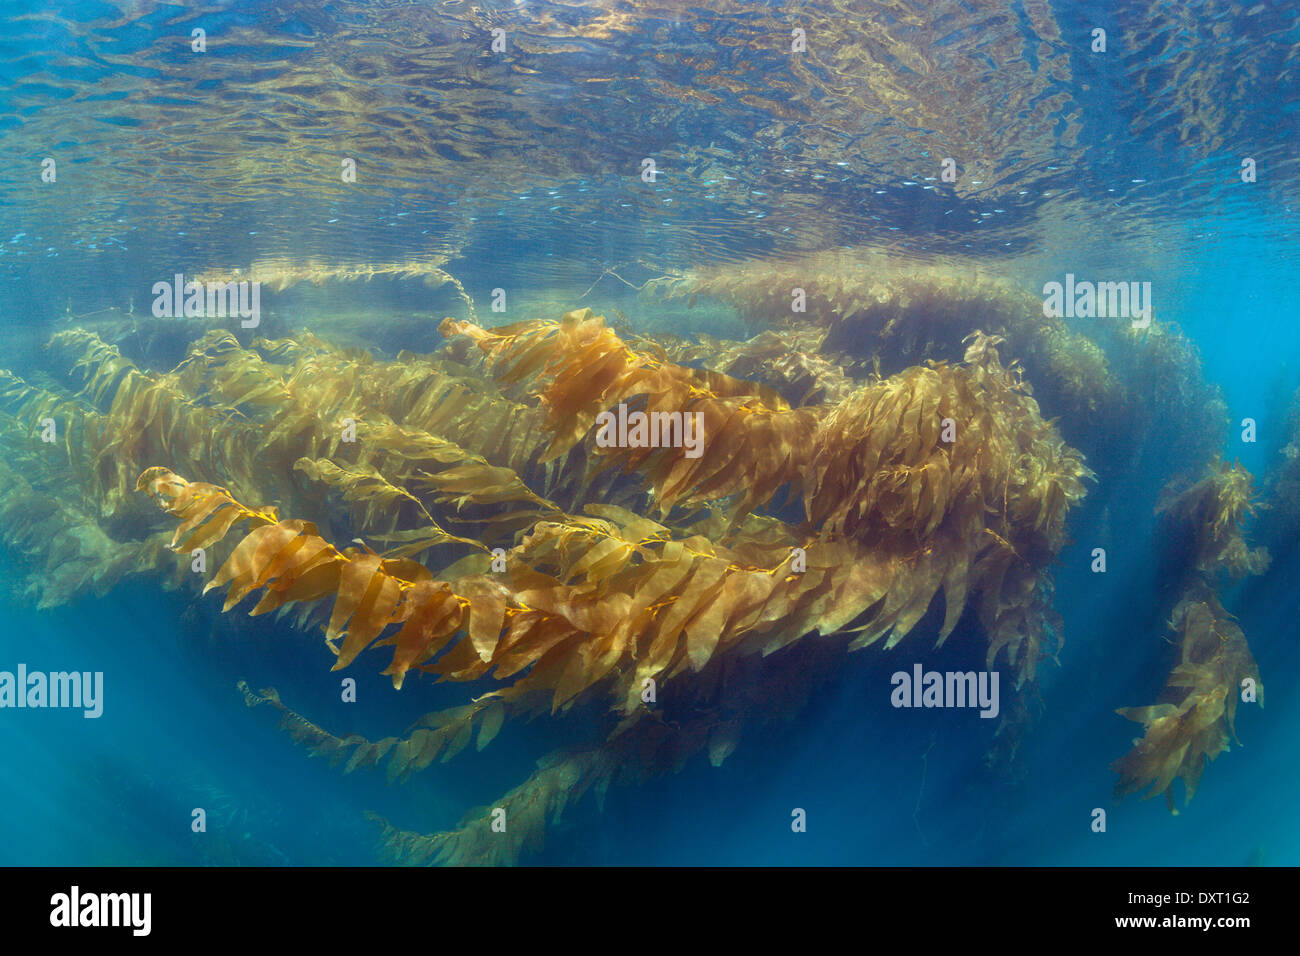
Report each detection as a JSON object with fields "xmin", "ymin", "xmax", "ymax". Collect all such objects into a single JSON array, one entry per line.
[
  {"xmin": 0, "ymin": 329, "xmax": 543, "ymax": 616},
  {"xmin": 366, "ymin": 627, "xmax": 862, "ymax": 865},
  {"xmin": 441, "ymin": 309, "xmax": 819, "ymax": 520},
  {"xmin": 816, "ymin": 332, "xmax": 1090, "ymax": 683},
  {"xmin": 1112, "ymin": 589, "xmax": 1261, "ymax": 814},
  {"xmin": 368, "ymin": 747, "xmax": 618, "ymax": 866},
  {"xmin": 1112, "ymin": 459, "xmax": 1268, "ymax": 812},
  {"xmin": 0, "ymin": 459, "xmax": 179, "ymax": 608},
  {"xmin": 35, "ymin": 330, "xmax": 267, "ymax": 520},
  {"xmin": 648, "ymin": 327, "xmax": 860, "ymax": 407},
  {"xmin": 647, "ymin": 250, "xmax": 1091, "ymax": 396},
  {"xmin": 647, "ymin": 248, "xmax": 1225, "ymax": 478},
  {"xmin": 1154, "ymin": 458, "xmax": 1269, "ymax": 581},
  {"xmin": 274, "ymin": 627, "xmax": 851, "ymax": 866},
  {"xmin": 139, "ymin": 464, "xmax": 862, "ymax": 712},
  {"xmin": 448, "ymin": 312, "xmax": 1091, "ymax": 685},
  {"xmin": 233, "ymin": 328, "xmax": 608, "ymax": 513},
  {"xmin": 0, "ymin": 321, "xmax": 607, "ymax": 637},
  {"xmin": 239, "ymin": 680, "xmax": 516, "ymax": 784},
  {"xmin": 648, "ymin": 249, "xmax": 1038, "ymax": 342},
  {"xmin": 31, "ymin": 326, "xmax": 590, "ymax": 541},
  {"xmin": 389, "ymin": 313, "xmax": 1090, "ymax": 852},
  {"xmin": 5, "ymin": 299, "xmax": 1096, "ymax": 863},
  {"xmin": 125, "ymin": 311, "xmax": 1086, "ymax": 869},
  {"xmin": 237, "ymin": 682, "xmax": 397, "ymax": 774},
  {"xmin": 0, "ymin": 406, "xmax": 188, "ymax": 607}
]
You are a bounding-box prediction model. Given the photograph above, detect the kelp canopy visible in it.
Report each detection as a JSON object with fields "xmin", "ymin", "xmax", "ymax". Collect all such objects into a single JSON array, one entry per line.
[{"xmin": 0, "ymin": 253, "xmax": 1274, "ymax": 862}]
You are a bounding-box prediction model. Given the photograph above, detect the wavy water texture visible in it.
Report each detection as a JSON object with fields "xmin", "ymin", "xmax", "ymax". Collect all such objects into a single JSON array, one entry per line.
[{"xmin": 0, "ymin": 0, "xmax": 1297, "ymax": 281}]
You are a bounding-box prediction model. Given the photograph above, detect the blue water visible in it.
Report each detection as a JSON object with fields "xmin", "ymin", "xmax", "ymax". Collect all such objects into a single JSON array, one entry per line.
[{"xmin": 0, "ymin": 0, "xmax": 1297, "ymax": 866}]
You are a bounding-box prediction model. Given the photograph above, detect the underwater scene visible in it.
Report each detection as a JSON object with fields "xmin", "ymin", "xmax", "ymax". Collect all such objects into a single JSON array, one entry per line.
[{"xmin": 0, "ymin": 0, "xmax": 1296, "ymax": 870}]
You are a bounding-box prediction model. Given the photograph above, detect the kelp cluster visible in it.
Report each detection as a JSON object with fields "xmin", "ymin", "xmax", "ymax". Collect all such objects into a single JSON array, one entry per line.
[
  {"xmin": 1112, "ymin": 590, "xmax": 1261, "ymax": 815},
  {"xmin": 2, "ymin": 240, "xmax": 1286, "ymax": 857},
  {"xmin": 648, "ymin": 327, "xmax": 859, "ymax": 407},
  {"xmin": 1112, "ymin": 459, "xmax": 1268, "ymax": 813},
  {"xmin": 648, "ymin": 247, "xmax": 1228, "ymax": 479},
  {"xmin": 445, "ymin": 313, "xmax": 1089, "ymax": 680},
  {"xmin": 1153, "ymin": 459, "xmax": 1270, "ymax": 583},
  {"xmin": 649, "ymin": 249, "xmax": 1051, "ymax": 357},
  {"xmin": 0, "ymin": 414, "xmax": 180, "ymax": 608},
  {"xmin": 0, "ymin": 302, "xmax": 1094, "ymax": 863},
  {"xmin": 0, "ymin": 325, "xmax": 569, "ymax": 609}
]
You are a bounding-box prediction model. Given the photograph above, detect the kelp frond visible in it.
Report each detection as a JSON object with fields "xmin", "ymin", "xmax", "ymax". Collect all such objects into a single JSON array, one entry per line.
[
  {"xmin": 1155, "ymin": 458, "xmax": 1270, "ymax": 580},
  {"xmin": 650, "ymin": 327, "xmax": 860, "ymax": 407},
  {"xmin": 1113, "ymin": 458, "xmax": 1268, "ymax": 811},
  {"xmin": 1112, "ymin": 590, "xmax": 1261, "ymax": 813},
  {"xmin": 194, "ymin": 257, "xmax": 477, "ymax": 319},
  {"xmin": 445, "ymin": 312, "xmax": 1090, "ymax": 684},
  {"xmin": 648, "ymin": 247, "xmax": 1226, "ymax": 483},
  {"xmin": 237, "ymin": 681, "xmax": 508, "ymax": 782}
]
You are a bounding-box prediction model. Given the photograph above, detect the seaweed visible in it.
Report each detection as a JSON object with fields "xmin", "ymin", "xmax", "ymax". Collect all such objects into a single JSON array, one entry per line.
[
  {"xmin": 2, "ymin": 302, "xmax": 1098, "ymax": 862},
  {"xmin": 1112, "ymin": 588, "xmax": 1261, "ymax": 814},
  {"xmin": 648, "ymin": 247, "xmax": 1227, "ymax": 482},
  {"xmin": 1154, "ymin": 458, "xmax": 1269, "ymax": 582},
  {"xmin": 1112, "ymin": 459, "xmax": 1268, "ymax": 812},
  {"xmin": 194, "ymin": 257, "xmax": 477, "ymax": 319}
]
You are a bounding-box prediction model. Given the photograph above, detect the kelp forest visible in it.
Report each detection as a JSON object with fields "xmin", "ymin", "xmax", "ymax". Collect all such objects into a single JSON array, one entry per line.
[{"xmin": 1, "ymin": 247, "xmax": 1293, "ymax": 863}]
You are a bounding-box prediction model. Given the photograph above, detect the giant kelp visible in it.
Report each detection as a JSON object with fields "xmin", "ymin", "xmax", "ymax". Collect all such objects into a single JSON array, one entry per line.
[
  {"xmin": 0, "ymin": 413, "xmax": 181, "ymax": 608},
  {"xmin": 1112, "ymin": 459, "xmax": 1268, "ymax": 812},
  {"xmin": 1112, "ymin": 589, "xmax": 1262, "ymax": 814},
  {"xmin": 8, "ymin": 304, "xmax": 1086, "ymax": 863},
  {"xmin": 648, "ymin": 247, "xmax": 1227, "ymax": 480},
  {"xmin": 136, "ymin": 312, "xmax": 1088, "ymax": 698},
  {"xmin": 0, "ymin": 324, "xmax": 568, "ymax": 616},
  {"xmin": 194, "ymin": 258, "xmax": 478, "ymax": 321},
  {"xmin": 647, "ymin": 327, "xmax": 859, "ymax": 407},
  {"xmin": 3, "ymin": 277, "xmax": 1275, "ymax": 857},
  {"xmin": 444, "ymin": 312, "xmax": 1091, "ymax": 679},
  {"xmin": 1153, "ymin": 459, "xmax": 1269, "ymax": 583}
]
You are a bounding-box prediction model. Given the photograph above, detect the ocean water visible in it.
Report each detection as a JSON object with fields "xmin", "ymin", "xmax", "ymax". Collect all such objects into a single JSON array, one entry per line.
[{"xmin": 0, "ymin": 0, "xmax": 1296, "ymax": 868}]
